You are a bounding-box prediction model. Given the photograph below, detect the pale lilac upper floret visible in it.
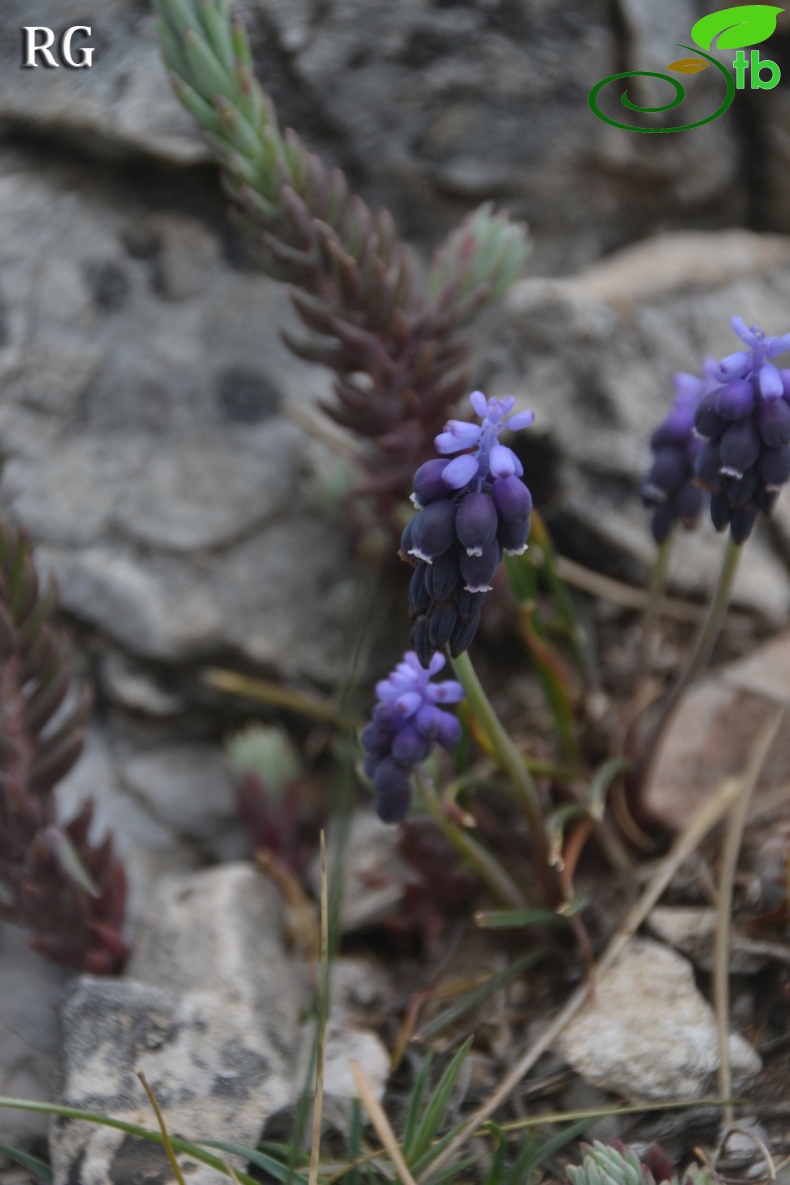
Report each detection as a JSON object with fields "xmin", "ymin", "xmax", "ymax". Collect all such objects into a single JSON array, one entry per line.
[
  {"xmin": 362, "ymin": 652, "xmax": 465, "ymax": 823},
  {"xmin": 716, "ymin": 317, "xmax": 790, "ymax": 398},
  {"xmin": 433, "ymin": 393, "xmax": 535, "ymax": 491}
]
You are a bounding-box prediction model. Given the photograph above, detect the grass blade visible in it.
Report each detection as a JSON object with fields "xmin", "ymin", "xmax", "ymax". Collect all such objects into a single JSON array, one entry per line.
[
  {"xmin": 0, "ymin": 1142, "xmax": 52, "ymax": 1183},
  {"xmin": 405, "ymin": 1038, "xmax": 472, "ymax": 1168},
  {"xmin": 400, "ymin": 1053, "xmax": 433, "ymax": 1161},
  {"xmin": 198, "ymin": 1140, "xmax": 308, "ymax": 1185},
  {"xmin": 417, "ymin": 951, "xmax": 546, "ymax": 1041}
]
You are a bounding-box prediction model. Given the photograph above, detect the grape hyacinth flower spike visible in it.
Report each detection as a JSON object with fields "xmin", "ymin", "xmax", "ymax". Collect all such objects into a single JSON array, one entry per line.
[
  {"xmin": 361, "ymin": 652, "xmax": 464, "ymax": 823},
  {"xmin": 693, "ymin": 317, "xmax": 790, "ymax": 544},
  {"xmin": 400, "ymin": 391, "xmax": 535, "ymax": 666},
  {"xmin": 641, "ymin": 365, "xmax": 714, "ymax": 542}
]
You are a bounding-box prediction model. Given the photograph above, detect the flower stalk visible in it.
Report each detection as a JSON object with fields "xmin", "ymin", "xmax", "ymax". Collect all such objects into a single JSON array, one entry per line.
[
  {"xmin": 413, "ymin": 768, "xmax": 527, "ymax": 909},
  {"xmin": 449, "ymin": 649, "xmax": 553, "ymax": 894}
]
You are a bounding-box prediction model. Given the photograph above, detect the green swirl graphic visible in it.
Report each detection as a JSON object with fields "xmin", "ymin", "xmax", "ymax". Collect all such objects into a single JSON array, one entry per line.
[{"xmin": 588, "ymin": 45, "xmax": 736, "ymax": 132}]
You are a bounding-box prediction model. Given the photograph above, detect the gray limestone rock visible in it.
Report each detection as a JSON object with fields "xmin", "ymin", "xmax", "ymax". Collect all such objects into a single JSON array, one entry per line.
[
  {"xmin": 0, "ymin": 158, "xmax": 354, "ymax": 686},
  {"xmin": 490, "ymin": 229, "xmax": 790, "ymax": 621},
  {"xmin": 556, "ymin": 938, "xmax": 762, "ymax": 1101},
  {"xmin": 116, "ymin": 744, "xmax": 246, "ymax": 862},
  {"xmin": 0, "ymin": 927, "xmax": 71, "ymax": 1146},
  {"xmin": 52, "ymin": 865, "xmax": 303, "ymax": 1185},
  {"xmin": 0, "ymin": 2, "xmax": 205, "ymax": 162},
  {"xmin": 0, "ymin": 0, "xmax": 750, "ymax": 275}
]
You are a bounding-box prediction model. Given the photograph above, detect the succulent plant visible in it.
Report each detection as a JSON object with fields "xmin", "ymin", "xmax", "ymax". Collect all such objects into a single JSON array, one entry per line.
[
  {"xmin": 0, "ymin": 521, "xmax": 126, "ymax": 972},
  {"xmin": 153, "ymin": 0, "xmax": 530, "ymax": 519},
  {"xmin": 566, "ymin": 1141, "xmax": 721, "ymax": 1185}
]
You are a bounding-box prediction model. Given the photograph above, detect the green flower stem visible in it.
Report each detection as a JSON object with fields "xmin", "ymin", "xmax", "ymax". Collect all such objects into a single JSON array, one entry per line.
[
  {"xmin": 640, "ymin": 534, "xmax": 742, "ymax": 784},
  {"xmin": 635, "ymin": 535, "xmax": 673, "ymax": 684},
  {"xmin": 666, "ymin": 533, "xmax": 741, "ymax": 714},
  {"xmin": 449, "ymin": 649, "xmax": 553, "ymax": 892},
  {"xmin": 413, "ymin": 768, "xmax": 527, "ymax": 909}
]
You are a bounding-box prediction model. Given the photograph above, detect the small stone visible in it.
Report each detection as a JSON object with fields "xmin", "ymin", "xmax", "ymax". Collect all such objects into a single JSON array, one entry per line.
[
  {"xmin": 556, "ymin": 939, "xmax": 761, "ymax": 1101},
  {"xmin": 647, "ymin": 907, "xmax": 765, "ymax": 974},
  {"xmin": 643, "ymin": 629, "xmax": 790, "ymax": 831},
  {"xmin": 52, "ymin": 866, "xmax": 304, "ymax": 1185},
  {"xmin": 117, "ymin": 745, "xmax": 246, "ymax": 861}
]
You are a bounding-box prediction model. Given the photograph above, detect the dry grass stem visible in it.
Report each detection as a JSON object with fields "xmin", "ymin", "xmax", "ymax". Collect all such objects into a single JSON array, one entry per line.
[
  {"xmin": 137, "ymin": 1072, "xmax": 188, "ymax": 1185},
  {"xmin": 418, "ymin": 768, "xmax": 749, "ymax": 1181},
  {"xmin": 308, "ymin": 832, "xmax": 330, "ymax": 1185},
  {"xmin": 350, "ymin": 1059, "xmax": 419, "ymax": 1185},
  {"xmin": 555, "ymin": 556, "xmax": 710, "ymax": 621},
  {"xmin": 713, "ymin": 708, "xmax": 786, "ymax": 1128}
]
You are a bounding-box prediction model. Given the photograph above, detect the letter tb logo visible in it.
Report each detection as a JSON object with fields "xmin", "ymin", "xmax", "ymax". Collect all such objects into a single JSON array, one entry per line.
[
  {"xmin": 588, "ymin": 3, "xmax": 784, "ymax": 132},
  {"xmin": 21, "ymin": 26, "xmax": 94, "ymax": 69}
]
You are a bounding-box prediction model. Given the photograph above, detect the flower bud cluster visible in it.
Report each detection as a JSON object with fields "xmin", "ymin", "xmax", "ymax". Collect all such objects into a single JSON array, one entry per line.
[
  {"xmin": 400, "ymin": 391, "xmax": 535, "ymax": 667},
  {"xmin": 693, "ymin": 317, "xmax": 790, "ymax": 544},
  {"xmin": 361, "ymin": 652, "xmax": 464, "ymax": 823},
  {"xmin": 641, "ymin": 366, "xmax": 711, "ymax": 543}
]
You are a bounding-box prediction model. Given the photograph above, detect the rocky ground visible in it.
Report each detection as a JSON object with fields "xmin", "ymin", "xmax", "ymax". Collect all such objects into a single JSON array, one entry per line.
[{"xmin": 2, "ymin": 1, "xmax": 790, "ymax": 1182}]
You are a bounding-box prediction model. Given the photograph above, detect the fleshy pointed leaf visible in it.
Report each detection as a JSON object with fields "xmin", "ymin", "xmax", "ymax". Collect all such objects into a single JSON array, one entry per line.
[{"xmin": 690, "ymin": 4, "xmax": 784, "ymax": 50}]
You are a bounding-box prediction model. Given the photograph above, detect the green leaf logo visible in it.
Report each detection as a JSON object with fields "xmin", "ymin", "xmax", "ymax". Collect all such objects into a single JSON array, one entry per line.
[{"xmin": 691, "ymin": 4, "xmax": 784, "ymax": 50}]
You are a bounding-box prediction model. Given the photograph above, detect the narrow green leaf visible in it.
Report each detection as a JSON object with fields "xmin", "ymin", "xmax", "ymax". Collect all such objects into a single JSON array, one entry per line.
[
  {"xmin": 0, "ymin": 1142, "xmax": 52, "ymax": 1183},
  {"xmin": 417, "ymin": 950, "xmax": 547, "ymax": 1041},
  {"xmin": 156, "ymin": 0, "xmax": 207, "ymax": 42},
  {"xmin": 198, "ymin": 1140, "xmax": 308, "ymax": 1185},
  {"xmin": 588, "ymin": 757, "xmax": 630, "ymax": 816},
  {"xmin": 690, "ymin": 4, "xmax": 783, "ymax": 49},
  {"xmin": 156, "ymin": 17, "xmax": 191, "ymax": 78},
  {"xmin": 508, "ymin": 1117, "xmax": 592, "ymax": 1183},
  {"xmin": 405, "ymin": 1037, "xmax": 473, "ymax": 1168},
  {"xmin": 346, "ymin": 1098, "xmax": 363, "ymax": 1185},
  {"xmin": 422, "ymin": 1154, "xmax": 479, "ymax": 1185},
  {"xmin": 169, "ymin": 73, "xmax": 226, "ymax": 136},
  {"xmin": 199, "ymin": 0, "xmax": 235, "ymax": 73},
  {"xmin": 474, "ymin": 907, "xmax": 573, "ymax": 929},
  {"xmin": 182, "ymin": 26, "xmax": 233, "ymax": 103},
  {"xmin": 401, "ymin": 1053, "xmax": 433, "ymax": 1161}
]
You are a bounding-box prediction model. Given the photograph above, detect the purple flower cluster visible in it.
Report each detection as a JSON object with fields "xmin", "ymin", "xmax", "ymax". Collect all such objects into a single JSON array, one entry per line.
[
  {"xmin": 693, "ymin": 317, "xmax": 790, "ymax": 543},
  {"xmin": 641, "ymin": 366, "xmax": 711, "ymax": 543},
  {"xmin": 400, "ymin": 392, "xmax": 535, "ymax": 667},
  {"xmin": 361, "ymin": 652, "xmax": 464, "ymax": 823}
]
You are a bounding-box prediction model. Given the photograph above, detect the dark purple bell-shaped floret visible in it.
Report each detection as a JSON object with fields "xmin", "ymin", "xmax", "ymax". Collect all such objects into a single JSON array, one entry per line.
[
  {"xmin": 758, "ymin": 445, "xmax": 790, "ymax": 486},
  {"xmin": 730, "ymin": 505, "xmax": 758, "ymax": 545},
  {"xmin": 694, "ymin": 390, "xmax": 728, "ymax": 439},
  {"xmin": 424, "ymin": 548, "xmax": 461, "ymax": 602},
  {"xmin": 710, "ymin": 489, "xmax": 731, "ymax": 532},
  {"xmin": 459, "ymin": 539, "xmax": 501, "ymax": 593},
  {"xmin": 692, "ymin": 317, "xmax": 790, "ymax": 541},
  {"xmin": 715, "ymin": 379, "xmax": 755, "ymax": 421},
  {"xmin": 401, "ymin": 391, "xmax": 535, "ymax": 663},
  {"xmin": 695, "ymin": 441, "xmax": 723, "ymax": 486},
  {"xmin": 455, "ymin": 491, "xmax": 498, "ymax": 557},
  {"xmin": 719, "ymin": 418, "xmax": 761, "ymax": 476},
  {"xmin": 674, "ymin": 480, "xmax": 705, "ymax": 521},
  {"xmin": 408, "ymin": 498, "xmax": 458, "ymax": 562},
  {"xmin": 411, "ymin": 459, "xmax": 451, "ymax": 507},
  {"xmin": 497, "ymin": 517, "xmax": 531, "ymax": 555},
  {"xmin": 409, "ymin": 565, "xmax": 431, "ymax": 616},
  {"xmin": 492, "ymin": 475, "xmax": 532, "ymax": 522},
  {"xmin": 428, "ymin": 600, "xmax": 459, "ymax": 649},
  {"xmin": 643, "ymin": 365, "xmax": 713, "ymax": 544},
  {"xmin": 642, "ymin": 448, "xmax": 687, "ymax": 500},
  {"xmin": 757, "ymin": 397, "xmax": 790, "ymax": 447}
]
